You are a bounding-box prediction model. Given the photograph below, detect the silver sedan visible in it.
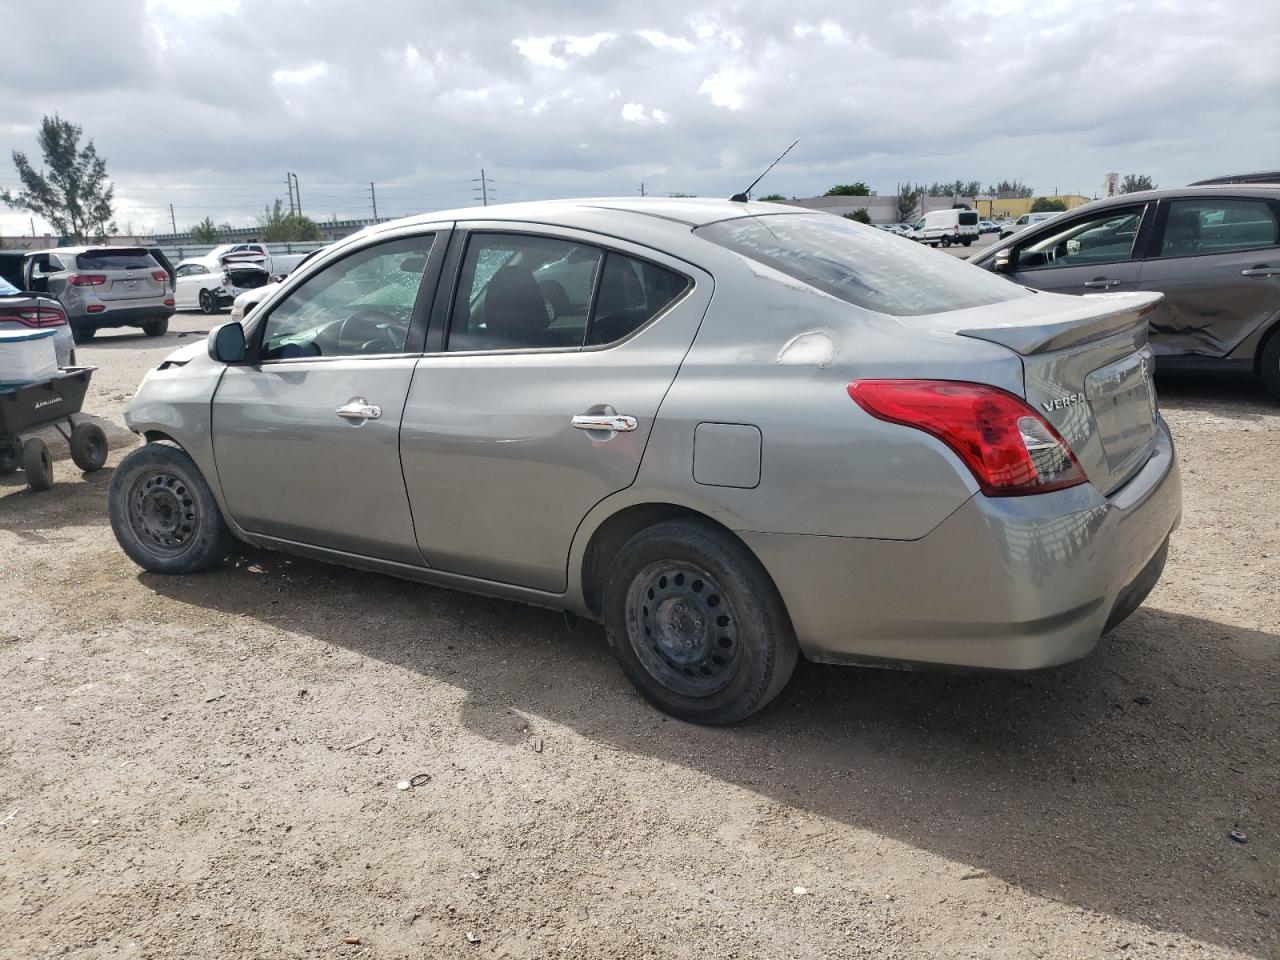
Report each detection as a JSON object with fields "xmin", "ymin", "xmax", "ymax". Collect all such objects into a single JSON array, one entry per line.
[{"xmin": 108, "ymin": 199, "xmax": 1181, "ymax": 724}]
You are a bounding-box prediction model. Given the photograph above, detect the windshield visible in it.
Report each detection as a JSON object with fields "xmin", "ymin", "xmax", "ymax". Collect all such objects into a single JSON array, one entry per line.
[{"xmin": 696, "ymin": 214, "xmax": 1031, "ymax": 316}]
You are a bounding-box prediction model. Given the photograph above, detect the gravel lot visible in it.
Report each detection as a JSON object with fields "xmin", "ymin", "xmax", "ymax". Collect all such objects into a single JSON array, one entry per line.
[{"xmin": 1, "ymin": 314, "xmax": 1276, "ymax": 959}]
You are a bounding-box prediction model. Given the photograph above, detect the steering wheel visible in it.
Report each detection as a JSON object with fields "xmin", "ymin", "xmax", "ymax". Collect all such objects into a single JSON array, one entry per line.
[{"xmin": 338, "ymin": 309, "xmax": 402, "ymax": 354}]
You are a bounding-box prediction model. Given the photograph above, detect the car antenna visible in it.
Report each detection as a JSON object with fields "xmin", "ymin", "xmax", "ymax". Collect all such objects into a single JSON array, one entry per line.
[{"xmin": 729, "ymin": 138, "xmax": 800, "ymax": 202}]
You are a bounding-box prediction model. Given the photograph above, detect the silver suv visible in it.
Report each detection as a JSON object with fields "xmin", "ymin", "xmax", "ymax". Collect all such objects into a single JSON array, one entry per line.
[{"xmin": 23, "ymin": 246, "xmax": 175, "ymax": 342}]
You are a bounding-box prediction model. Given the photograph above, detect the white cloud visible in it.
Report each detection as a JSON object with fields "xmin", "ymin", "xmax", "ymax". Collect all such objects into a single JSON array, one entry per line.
[
  {"xmin": 621, "ymin": 102, "xmax": 668, "ymax": 124},
  {"xmin": 698, "ymin": 65, "xmax": 751, "ymax": 110},
  {"xmin": 271, "ymin": 62, "xmax": 328, "ymax": 85},
  {"xmin": 637, "ymin": 29, "xmax": 695, "ymax": 52}
]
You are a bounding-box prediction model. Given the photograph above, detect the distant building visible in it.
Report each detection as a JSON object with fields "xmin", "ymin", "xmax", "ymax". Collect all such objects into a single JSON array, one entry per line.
[{"xmin": 977, "ymin": 195, "xmax": 1092, "ymax": 219}]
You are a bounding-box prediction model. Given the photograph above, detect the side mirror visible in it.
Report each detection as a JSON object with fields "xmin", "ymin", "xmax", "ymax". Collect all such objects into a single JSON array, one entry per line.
[
  {"xmin": 991, "ymin": 249, "xmax": 1014, "ymax": 273},
  {"xmin": 207, "ymin": 322, "xmax": 247, "ymax": 364}
]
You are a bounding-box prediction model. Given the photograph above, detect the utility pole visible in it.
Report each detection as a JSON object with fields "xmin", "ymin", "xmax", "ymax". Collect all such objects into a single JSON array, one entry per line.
[
  {"xmin": 169, "ymin": 203, "xmax": 177, "ymax": 235},
  {"xmin": 285, "ymin": 173, "xmax": 296, "ymax": 215},
  {"xmin": 369, "ymin": 182, "xmax": 378, "ymax": 221},
  {"xmin": 29, "ymin": 216, "xmax": 36, "ymax": 237},
  {"xmin": 291, "ymin": 173, "xmax": 302, "ymax": 218},
  {"xmin": 639, "ymin": 182, "xmax": 645, "ymax": 197},
  {"xmin": 472, "ymin": 168, "xmax": 492, "ymax": 206}
]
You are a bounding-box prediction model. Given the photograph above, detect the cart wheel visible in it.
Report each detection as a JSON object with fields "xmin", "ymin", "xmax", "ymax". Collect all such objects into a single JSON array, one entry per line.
[
  {"xmin": 0, "ymin": 437, "xmax": 21, "ymax": 476},
  {"xmin": 70, "ymin": 422, "xmax": 109, "ymax": 472},
  {"xmin": 22, "ymin": 439, "xmax": 53, "ymax": 491}
]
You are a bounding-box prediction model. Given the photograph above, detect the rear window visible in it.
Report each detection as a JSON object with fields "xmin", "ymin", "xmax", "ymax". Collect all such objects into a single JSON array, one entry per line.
[
  {"xmin": 696, "ymin": 214, "xmax": 1031, "ymax": 317},
  {"xmin": 959, "ymin": 211, "xmax": 979, "ymax": 226},
  {"xmin": 76, "ymin": 249, "xmax": 158, "ymax": 271}
]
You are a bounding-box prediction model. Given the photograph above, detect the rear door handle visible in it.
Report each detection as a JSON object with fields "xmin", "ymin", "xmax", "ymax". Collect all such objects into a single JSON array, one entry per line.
[
  {"xmin": 1083, "ymin": 278, "xmax": 1123, "ymax": 289},
  {"xmin": 1241, "ymin": 266, "xmax": 1278, "ymax": 277},
  {"xmin": 336, "ymin": 397, "xmax": 382, "ymax": 422},
  {"xmin": 571, "ymin": 414, "xmax": 637, "ymax": 433}
]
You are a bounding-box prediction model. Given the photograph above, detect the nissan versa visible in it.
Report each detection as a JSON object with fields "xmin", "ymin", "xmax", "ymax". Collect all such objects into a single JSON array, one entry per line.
[{"xmin": 108, "ymin": 198, "xmax": 1182, "ymax": 724}]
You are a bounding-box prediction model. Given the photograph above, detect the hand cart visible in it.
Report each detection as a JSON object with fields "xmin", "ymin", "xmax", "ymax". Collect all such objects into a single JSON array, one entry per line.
[{"xmin": 0, "ymin": 367, "xmax": 107, "ymax": 491}]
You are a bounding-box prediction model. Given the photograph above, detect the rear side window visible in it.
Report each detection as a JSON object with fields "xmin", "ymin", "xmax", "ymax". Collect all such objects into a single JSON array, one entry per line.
[
  {"xmin": 76, "ymin": 250, "xmax": 157, "ymax": 271},
  {"xmin": 587, "ymin": 253, "xmax": 688, "ymax": 345},
  {"xmin": 697, "ymin": 214, "xmax": 1031, "ymax": 316},
  {"xmin": 959, "ymin": 211, "xmax": 979, "ymax": 226},
  {"xmin": 1159, "ymin": 198, "xmax": 1278, "ymax": 257},
  {"xmin": 446, "ymin": 234, "xmax": 689, "ymax": 352}
]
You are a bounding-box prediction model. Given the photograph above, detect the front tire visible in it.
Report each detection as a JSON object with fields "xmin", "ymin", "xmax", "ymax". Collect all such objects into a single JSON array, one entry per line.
[
  {"xmin": 602, "ymin": 520, "xmax": 798, "ymax": 725},
  {"xmin": 1261, "ymin": 332, "xmax": 1280, "ymax": 402},
  {"xmin": 69, "ymin": 421, "xmax": 108, "ymax": 472},
  {"xmin": 198, "ymin": 289, "xmax": 218, "ymax": 315},
  {"xmin": 141, "ymin": 317, "xmax": 169, "ymax": 337},
  {"xmin": 108, "ymin": 442, "xmax": 236, "ymax": 574}
]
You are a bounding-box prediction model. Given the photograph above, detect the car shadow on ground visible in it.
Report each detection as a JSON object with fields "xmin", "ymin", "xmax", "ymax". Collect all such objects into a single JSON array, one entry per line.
[
  {"xmin": 77, "ymin": 330, "xmax": 210, "ymax": 350},
  {"xmin": 143, "ymin": 547, "xmax": 1278, "ymax": 956},
  {"xmin": 1156, "ymin": 372, "xmax": 1273, "ymax": 413}
]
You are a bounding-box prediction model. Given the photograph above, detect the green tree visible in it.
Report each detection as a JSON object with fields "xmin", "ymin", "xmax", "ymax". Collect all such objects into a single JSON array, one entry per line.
[
  {"xmin": 896, "ymin": 183, "xmax": 922, "ymax": 222},
  {"xmin": 668, "ymin": 192, "xmax": 698, "ymax": 198},
  {"xmin": 1, "ymin": 114, "xmax": 116, "ymax": 240},
  {"xmin": 986, "ymin": 179, "xmax": 1034, "ymax": 199},
  {"xmin": 758, "ymin": 193, "xmax": 788, "ymax": 202},
  {"xmin": 1120, "ymin": 173, "xmax": 1155, "ymax": 194},
  {"xmin": 257, "ymin": 198, "xmax": 322, "ymax": 242},
  {"xmin": 1030, "ymin": 197, "xmax": 1068, "ymax": 213},
  {"xmin": 191, "ymin": 216, "xmax": 220, "ymax": 243},
  {"xmin": 825, "ymin": 182, "xmax": 871, "ymax": 196},
  {"xmin": 843, "ymin": 208, "xmax": 872, "ymax": 224}
]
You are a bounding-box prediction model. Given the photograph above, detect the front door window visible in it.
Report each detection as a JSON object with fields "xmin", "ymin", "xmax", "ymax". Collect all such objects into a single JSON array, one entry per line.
[{"xmin": 1015, "ymin": 206, "xmax": 1146, "ymax": 271}]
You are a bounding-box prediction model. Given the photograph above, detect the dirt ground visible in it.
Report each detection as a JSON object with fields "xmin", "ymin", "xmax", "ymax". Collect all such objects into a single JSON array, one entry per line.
[{"xmin": 1, "ymin": 313, "xmax": 1276, "ymax": 960}]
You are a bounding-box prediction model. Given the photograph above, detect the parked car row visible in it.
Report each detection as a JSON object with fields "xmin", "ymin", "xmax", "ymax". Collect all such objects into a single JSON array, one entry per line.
[
  {"xmin": 173, "ymin": 243, "xmax": 314, "ymax": 315},
  {"xmin": 0, "ymin": 246, "xmax": 174, "ymax": 342}
]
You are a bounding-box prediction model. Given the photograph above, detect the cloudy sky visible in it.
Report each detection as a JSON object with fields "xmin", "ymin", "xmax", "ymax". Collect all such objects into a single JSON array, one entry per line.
[{"xmin": 1, "ymin": 0, "xmax": 1276, "ymax": 235}]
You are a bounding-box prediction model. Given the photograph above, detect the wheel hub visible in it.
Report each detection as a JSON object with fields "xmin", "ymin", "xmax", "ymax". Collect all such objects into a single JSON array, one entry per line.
[
  {"xmin": 626, "ymin": 562, "xmax": 742, "ymax": 697},
  {"xmin": 129, "ymin": 471, "xmax": 198, "ymax": 553}
]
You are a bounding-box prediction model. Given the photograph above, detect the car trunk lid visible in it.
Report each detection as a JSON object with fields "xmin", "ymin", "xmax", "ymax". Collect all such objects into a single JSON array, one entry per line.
[
  {"xmin": 949, "ymin": 290, "xmax": 1162, "ymax": 494},
  {"xmin": 77, "ymin": 249, "xmax": 165, "ymax": 302}
]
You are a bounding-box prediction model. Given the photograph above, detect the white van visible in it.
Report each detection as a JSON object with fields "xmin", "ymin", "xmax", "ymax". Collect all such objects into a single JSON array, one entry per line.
[
  {"xmin": 909, "ymin": 209, "xmax": 981, "ymax": 247},
  {"xmin": 998, "ymin": 210, "xmax": 1063, "ymax": 239}
]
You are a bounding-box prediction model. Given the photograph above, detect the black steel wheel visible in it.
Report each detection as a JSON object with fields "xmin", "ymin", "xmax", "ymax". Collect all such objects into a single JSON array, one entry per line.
[
  {"xmin": 22, "ymin": 438, "xmax": 53, "ymax": 491},
  {"xmin": 0, "ymin": 436, "xmax": 21, "ymax": 476},
  {"xmin": 69, "ymin": 421, "xmax": 108, "ymax": 472},
  {"xmin": 625, "ymin": 561, "xmax": 743, "ymax": 698},
  {"xmin": 603, "ymin": 519, "xmax": 798, "ymax": 725},
  {"xmin": 198, "ymin": 289, "xmax": 218, "ymax": 315},
  {"xmin": 108, "ymin": 442, "xmax": 236, "ymax": 573}
]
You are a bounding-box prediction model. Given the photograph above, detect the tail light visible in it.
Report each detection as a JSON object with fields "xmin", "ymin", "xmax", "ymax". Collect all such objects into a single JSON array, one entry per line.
[
  {"xmin": 151, "ymin": 270, "xmax": 169, "ymax": 283},
  {"xmin": 67, "ymin": 273, "xmax": 107, "ymax": 286},
  {"xmin": 164, "ymin": 298, "xmax": 175, "ymax": 306},
  {"xmin": 848, "ymin": 380, "xmax": 1088, "ymax": 496},
  {"xmin": 0, "ymin": 305, "xmax": 66, "ymax": 328},
  {"xmin": 87, "ymin": 304, "xmax": 106, "ymax": 313}
]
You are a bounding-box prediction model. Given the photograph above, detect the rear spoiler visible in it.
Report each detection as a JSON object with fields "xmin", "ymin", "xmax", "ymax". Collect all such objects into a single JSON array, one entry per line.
[
  {"xmin": 219, "ymin": 250, "xmax": 268, "ymax": 267},
  {"xmin": 956, "ymin": 291, "xmax": 1162, "ymax": 356}
]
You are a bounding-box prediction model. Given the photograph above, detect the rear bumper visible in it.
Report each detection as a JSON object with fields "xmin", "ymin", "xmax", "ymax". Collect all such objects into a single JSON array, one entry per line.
[
  {"xmin": 71, "ymin": 303, "xmax": 175, "ymax": 330},
  {"xmin": 744, "ymin": 420, "xmax": 1182, "ymax": 671}
]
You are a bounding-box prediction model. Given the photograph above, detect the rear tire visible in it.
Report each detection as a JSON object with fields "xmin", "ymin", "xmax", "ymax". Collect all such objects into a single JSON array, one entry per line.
[
  {"xmin": 941, "ymin": 236, "xmax": 952, "ymax": 247},
  {"xmin": 72, "ymin": 325, "xmax": 96, "ymax": 344},
  {"xmin": 198, "ymin": 289, "xmax": 218, "ymax": 315},
  {"xmin": 141, "ymin": 317, "xmax": 169, "ymax": 337},
  {"xmin": 69, "ymin": 422, "xmax": 108, "ymax": 472},
  {"xmin": 602, "ymin": 520, "xmax": 799, "ymax": 725},
  {"xmin": 0, "ymin": 436, "xmax": 22, "ymax": 476},
  {"xmin": 108, "ymin": 442, "xmax": 236, "ymax": 574},
  {"xmin": 1261, "ymin": 331, "xmax": 1280, "ymax": 402},
  {"xmin": 22, "ymin": 438, "xmax": 53, "ymax": 491}
]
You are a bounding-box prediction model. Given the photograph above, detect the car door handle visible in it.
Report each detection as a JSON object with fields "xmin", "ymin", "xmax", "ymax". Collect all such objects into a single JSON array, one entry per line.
[
  {"xmin": 1083, "ymin": 278, "xmax": 1123, "ymax": 289},
  {"xmin": 1241, "ymin": 266, "xmax": 1278, "ymax": 277},
  {"xmin": 571, "ymin": 414, "xmax": 637, "ymax": 432},
  {"xmin": 335, "ymin": 397, "xmax": 382, "ymax": 422}
]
